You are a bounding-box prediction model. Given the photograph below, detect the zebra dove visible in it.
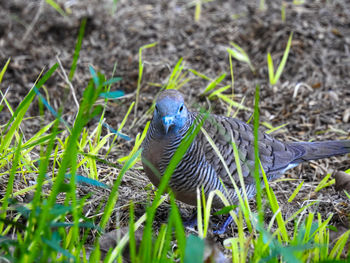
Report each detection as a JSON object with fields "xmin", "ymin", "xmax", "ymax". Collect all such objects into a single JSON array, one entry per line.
[{"xmin": 141, "ymin": 89, "xmax": 350, "ymax": 231}]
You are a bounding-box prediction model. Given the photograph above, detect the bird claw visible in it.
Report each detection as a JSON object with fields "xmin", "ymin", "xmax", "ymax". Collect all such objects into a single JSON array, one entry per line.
[
  {"xmin": 212, "ymin": 216, "xmax": 233, "ymax": 235},
  {"xmin": 183, "ymin": 213, "xmax": 198, "ymax": 229},
  {"xmin": 182, "ymin": 213, "xmax": 234, "ymax": 235}
]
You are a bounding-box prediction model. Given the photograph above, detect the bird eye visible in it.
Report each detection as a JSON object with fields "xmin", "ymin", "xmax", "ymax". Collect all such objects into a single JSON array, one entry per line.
[{"xmin": 179, "ymin": 105, "xmax": 184, "ymax": 112}]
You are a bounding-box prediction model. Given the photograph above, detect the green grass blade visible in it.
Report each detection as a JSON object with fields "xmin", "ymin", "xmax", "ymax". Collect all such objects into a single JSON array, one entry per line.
[
  {"xmin": 286, "ymin": 201, "xmax": 317, "ymax": 224},
  {"xmin": 253, "ymin": 85, "xmax": 263, "ymax": 224},
  {"xmin": 0, "ymin": 58, "xmax": 11, "ymax": 83},
  {"xmin": 116, "ymin": 101, "xmax": 134, "ymax": 139},
  {"xmin": 99, "ymin": 90, "xmax": 124, "ymax": 99},
  {"xmin": 100, "ymin": 149, "xmax": 141, "ymax": 229},
  {"xmin": 165, "ymin": 58, "xmax": 191, "ymax": 91},
  {"xmin": 281, "ymin": 2, "xmax": 286, "ymax": 22},
  {"xmin": 265, "ymin": 122, "xmax": 288, "ymax": 134},
  {"xmin": 68, "ymin": 18, "xmax": 86, "ymax": 81},
  {"xmin": 152, "ymin": 224, "xmax": 166, "ymax": 261},
  {"xmin": 184, "ymin": 235, "xmax": 204, "ymax": 263},
  {"xmin": 288, "ymin": 180, "xmax": 304, "ymax": 203},
  {"xmin": 102, "ymin": 76, "xmax": 122, "ymax": 87},
  {"xmin": 69, "ymin": 18, "xmax": 86, "ymax": 80},
  {"xmin": 202, "ymin": 73, "xmax": 226, "ymax": 95},
  {"xmin": 134, "ymin": 42, "xmax": 157, "ymax": 122},
  {"xmin": 169, "ymin": 193, "xmax": 186, "ymax": 261},
  {"xmin": 194, "ymin": 0, "xmax": 201, "ymax": 22},
  {"xmin": 128, "ymin": 201, "xmax": 136, "ymax": 263},
  {"xmin": 0, "ymin": 63, "xmax": 59, "ymax": 153},
  {"xmin": 42, "ymin": 236, "xmax": 75, "ymax": 260},
  {"xmin": 45, "ymin": 0, "xmax": 67, "ymax": 16},
  {"xmin": 329, "ymin": 230, "xmax": 350, "ymax": 259},
  {"xmin": 24, "ymin": 117, "xmax": 60, "ymax": 242},
  {"xmin": 168, "ymin": 58, "xmax": 184, "ymax": 87},
  {"xmin": 189, "ymin": 69, "xmax": 211, "ymax": 80},
  {"xmin": 261, "ymin": 165, "xmax": 289, "ymax": 242},
  {"xmin": 216, "ymin": 93, "xmax": 251, "ymax": 111},
  {"xmin": 309, "ymin": 213, "xmax": 332, "ymax": 240},
  {"xmin": 344, "ymin": 190, "xmax": 350, "ymax": 200},
  {"xmin": 208, "ymin": 85, "xmax": 231, "ymax": 99},
  {"xmin": 267, "ymin": 53, "xmax": 275, "ymax": 84},
  {"xmin": 0, "ymin": 136, "xmax": 22, "ymax": 233},
  {"xmin": 274, "ymin": 32, "xmax": 293, "ymax": 83},
  {"xmin": 227, "ymin": 42, "xmax": 255, "ymax": 72},
  {"xmin": 34, "ymin": 87, "xmax": 70, "ymax": 129},
  {"xmin": 252, "ymin": 84, "xmax": 266, "ymax": 259},
  {"xmin": 89, "ymin": 65, "xmax": 101, "ymax": 87},
  {"xmin": 315, "ymin": 172, "xmax": 334, "ymax": 192},
  {"xmin": 229, "ymin": 53, "xmax": 234, "ymax": 94}
]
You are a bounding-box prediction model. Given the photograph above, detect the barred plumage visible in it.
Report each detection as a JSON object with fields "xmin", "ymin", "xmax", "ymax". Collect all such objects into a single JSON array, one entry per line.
[{"xmin": 141, "ymin": 89, "xmax": 350, "ymax": 212}]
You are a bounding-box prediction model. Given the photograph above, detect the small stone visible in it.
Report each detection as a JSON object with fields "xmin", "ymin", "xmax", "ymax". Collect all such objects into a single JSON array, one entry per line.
[{"xmin": 342, "ymin": 108, "xmax": 350, "ymax": 123}]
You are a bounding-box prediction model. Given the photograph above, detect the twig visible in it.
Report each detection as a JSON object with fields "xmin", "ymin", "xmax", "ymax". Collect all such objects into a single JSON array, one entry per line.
[{"xmin": 21, "ymin": 0, "xmax": 45, "ymax": 43}]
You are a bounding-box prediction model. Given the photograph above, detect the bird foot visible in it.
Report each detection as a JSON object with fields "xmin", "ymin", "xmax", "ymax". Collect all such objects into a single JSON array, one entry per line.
[
  {"xmin": 212, "ymin": 216, "xmax": 233, "ymax": 235},
  {"xmin": 183, "ymin": 213, "xmax": 198, "ymax": 229},
  {"xmin": 182, "ymin": 213, "xmax": 234, "ymax": 234}
]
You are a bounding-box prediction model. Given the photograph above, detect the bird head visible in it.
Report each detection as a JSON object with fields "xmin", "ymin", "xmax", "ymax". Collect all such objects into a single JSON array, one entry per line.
[{"xmin": 153, "ymin": 89, "xmax": 188, "ymax": 135}]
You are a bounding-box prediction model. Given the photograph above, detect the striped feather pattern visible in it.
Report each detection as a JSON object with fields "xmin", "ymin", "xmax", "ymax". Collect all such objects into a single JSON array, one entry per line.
[{"xmin": 141, "ymin": 90, "xmax": 350, "ymax": 209}]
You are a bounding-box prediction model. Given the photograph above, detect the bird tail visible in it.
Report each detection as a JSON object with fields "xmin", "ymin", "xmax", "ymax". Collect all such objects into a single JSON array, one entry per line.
[{"xmin": 288, "ymin": 140, "xmax": 350, "ymax": 163}]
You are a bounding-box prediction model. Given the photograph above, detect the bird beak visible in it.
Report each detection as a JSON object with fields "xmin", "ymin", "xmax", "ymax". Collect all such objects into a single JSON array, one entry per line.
[{"xmin": 162, "ymin": 116, "xmax": 175, "ymax": 134}]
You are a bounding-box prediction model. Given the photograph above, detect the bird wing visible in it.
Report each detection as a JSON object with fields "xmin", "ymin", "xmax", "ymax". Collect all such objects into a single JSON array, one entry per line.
[{"xmin": 199, "ymin": 114, "xmax": 296, "ymax": 189}]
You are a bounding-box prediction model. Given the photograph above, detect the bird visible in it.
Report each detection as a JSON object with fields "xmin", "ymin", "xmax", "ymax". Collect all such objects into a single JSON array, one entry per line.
[{"xmin": 141, "ymin": 89, "xmax": 350, "ymax": 232}]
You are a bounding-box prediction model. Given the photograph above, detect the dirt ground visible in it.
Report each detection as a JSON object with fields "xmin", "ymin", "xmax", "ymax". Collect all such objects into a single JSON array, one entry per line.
[{"xmin": 1, "ymin": 0, "xmax": 350, "ymax": 257}]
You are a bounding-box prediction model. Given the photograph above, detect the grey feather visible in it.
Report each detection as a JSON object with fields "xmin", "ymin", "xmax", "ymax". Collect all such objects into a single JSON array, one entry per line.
[{"xmin": 141, "ymin": 89, "xmax": 350, "ymax": 208}]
